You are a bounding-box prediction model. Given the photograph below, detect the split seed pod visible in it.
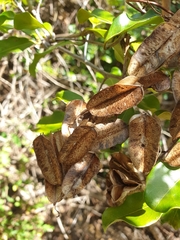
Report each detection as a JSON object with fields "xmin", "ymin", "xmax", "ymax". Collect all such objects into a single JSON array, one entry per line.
[
  {"xmin": 128, "ymin": 114, "xmax": 161, "ymax": 174},
  {"xmin": 87, "ymin": 80, "xmax": 143, "ymax": 117},
  {"xmin": 58, "ymin": 125, "xmax": 97, "ymax": 173},
  {"xmin": 33, "ymin": 135, "xmax": 63, "ymax": 185},
  {"xmin": 128, "ymin": 10, "xmax": 180, "ymax": 77},
  {"xmin": 62, "ymin": 153, "xmax": 101, "ymax": 197},
  {"xmin": 169, "ymin": 100, "xmax": 180, "ymax": 141},
  {"xmin": 44, "ymin": 180, "xmax": 63, "ymax": 204},
  {"xmin": 172, "ymin": 70, "xmax": 180, "ymax": 103},
  {"xmin": 91, "ymin": 118, "xmax": 129, "ymax": 151},
  {"xmin": 164, "ymin": 142, "xmax": 180, "ymax": 167}
]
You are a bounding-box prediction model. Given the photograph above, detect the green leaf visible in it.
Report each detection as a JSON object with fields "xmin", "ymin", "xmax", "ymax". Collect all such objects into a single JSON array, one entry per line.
[
  {"xmin": 35, "ymin": 111, "xmax": 64, "ymax": 135},
  {"xmin": 102, "ymin": 192, "xmax": 162, "ymax": 231},
  {"xmin": 77, "ymin": 8, "xmax": 114, "ymax": 24},
  {"xmin": 83, "ymin": 28, "xmax": 107, "ymax": 38},
  {"xmin": 138, "ymin": 94, "xmax": 160, "ymax": 112},
  {"xmin": 105, "ymin": 10, "xmax": 163, "ymax": 48},
  {"xmin": 14, "ymin": 12, "xmax": 44, "ymax": 30},
  {"xmin": 119, "ymin": 108, "xmax": 135, "ymax": 123},
  {"xmin": 56, "ymin": 90, "xmax": 83, "ymax": 104},
  {"xmin": 161, "ymin": 208, "xmax": 180, "ymax": 229},
  {"xmin": 0, "ymin": 11, "xmax": 14, "ymax": 25},
  {"xmin": 0, "ymin": 36, "xmax": 34, "ymax": 59},
  {"xmin": 155, "ymin": 110, "xmax": 171, "ymax": 121},
  {"xmin": 145, "ymin": 162, "xmax": 180, "ymax": 213},
  {"xmin": 29, "ymin": 41, "xmax": 71, "ymax": 76}
]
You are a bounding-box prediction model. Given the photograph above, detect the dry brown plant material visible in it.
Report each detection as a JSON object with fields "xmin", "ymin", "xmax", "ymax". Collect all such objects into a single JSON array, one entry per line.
[
  {"xmin": 128, "ymin": 10, "xmax": 180, "ymax": 77},
  {"xmin": 128, "ymin": 114, "xmax": 161, "ymax": 174},
  {"xmin": 91, "ymin": 118, "xmax": 129, "ymax": 151},
  {"xmin": 169, "ymin": 100, "xmax": 180, "ymax": 141},
  {"xmin": 171, "ymin": 70, "xmax": 180, "ymax": 103},
  {"xmin": 164, "ymin": 142, "xmax": 180, "ymax": 167},
  {"xmin": 87, "ymin": 83, "xmax": 143, "ymax": 117},
  {"xmin": 62, "ymin": 153, "xmax": 101, "ymax": 197},
  {"xmin": 33, "ymin": 135, "xmax": 63, "ymax": 185},
  {"xmin": 58, "ymin": 125, "xmax": 97, "ymax": 173},
  {"xmin": 44, "ymin": 180, "xmax": 63, "ymax": 204}
]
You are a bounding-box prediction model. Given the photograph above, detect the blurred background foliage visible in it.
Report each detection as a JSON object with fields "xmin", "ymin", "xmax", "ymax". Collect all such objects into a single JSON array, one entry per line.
[{"xmin": 1, "ymin": 0, "xmax": 180, "ymax": 239}]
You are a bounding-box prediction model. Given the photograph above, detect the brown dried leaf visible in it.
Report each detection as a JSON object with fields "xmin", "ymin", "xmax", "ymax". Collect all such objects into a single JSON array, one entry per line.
[
  {"xmin": 128, "ymin": 10, "xmax": 180, "ymax": 77},
  {"xmin": 169, "ymin": 100, "xmax": 180, "ymax": 141},
  {"xmin": 139, "ymin": 71, "xmax": 170, "ymax": 90},
  {"xmin": 91, "ymin": 119, "xmax": 129, "ymax": 151},
  {"xmin": 44, "ymin": 180, "xmax": 63, "ymax": 204},
  {"xmin": 62, "ymin": 153, "xmax": 100, "ymax": 198},
  {"xmin": 58, "ymin": 126, "xmax": 97, "ymax": 173},
  {"xmin": 33, "ymin": 135, "xmax": 63, "ymax": 185},
  {"xmin": 172, "ymin": 70, "xmax": 180, "ymax": 103},
  {"xmin": 87, "ymin": 83, "xmax": 143, "ymax": 117},
  {"xmin": 164, "ymin": 142, "xmax": 180, "ymax": 167},
  {"xmin": 128, "ymin": 114, "xmax": 161, "ymax": 174},
  {"xmin": 62, "ymin": 100, "xmax": 87, "ymax": 141}
]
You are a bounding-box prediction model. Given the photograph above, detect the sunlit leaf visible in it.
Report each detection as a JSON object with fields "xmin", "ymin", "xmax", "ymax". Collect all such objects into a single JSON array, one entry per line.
[
  {"xmin": 161, "ymin": 208, "xmax": 180, "ymax": 230},
  {"xmin": 83, "ymin": 28, "xmax": 107, "ymax": 38},
  {"xmin": 56, "ymin": 90, "xmax": 83, "ymax": 104},
  {"xmin": 14, "ymin": 12, "xmax": 44, "ymax": 30},
  {"xmin": 102, "ymin": 192, "xmax": 162, "ymax": 231},
  {"xmin": 138, "ymin": 94, "xmax": 160, "ymax": 112},
  {"xmin": 0, "ymin": 10, "xmax": 14, "ymax": 25},
  {"xmin": 35, "ymin": 111, "xmax": 64, "ymax": 134},
  {"xmin": 0, "ymin": 36, "xmax": 34, "ymax": 59},
  {"xmin": 145, "ymin": 162, "xmax": 180, "ymax": 212},
  {"xmin": 105, "ymin": 10, "xmax": 163, "ymax": 48}
]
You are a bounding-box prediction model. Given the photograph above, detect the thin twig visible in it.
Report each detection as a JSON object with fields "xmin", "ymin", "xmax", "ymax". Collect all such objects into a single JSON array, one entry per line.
[{"xmin": 58, "ymin": 46, "xmax": 121, "ymax": 80}]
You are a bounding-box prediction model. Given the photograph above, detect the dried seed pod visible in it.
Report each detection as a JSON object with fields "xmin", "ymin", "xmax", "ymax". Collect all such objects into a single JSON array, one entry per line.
[
  {"xmin": 106, "ymin": 152, "xmax": 144, "ymax": 206},
  {"xmin": 172, "ymin": 70, "xmax": 180, "ymax": 103},
  {"xmin": 117, "ymin": 75, "xmax": 139, "ymax": 85},
  {"xmin": 58, "ymin": 125, "xmax": 97, "ymax": 173},
  {"xmin": 33, "ymin": 135, "xmax": 63, "ymax": 185},
  {"xmin": 62, "ymin": 100, "xmax": 87, "ymax": 141},
  {"xmin": 91, "ymin": 119, "xmax": 129, "ymax": 151},
  {"xmin": 164, "ymin": 142, "xmax": 180, "ymax": 167},
  {"xmin": 62, "ymin": 153, "xmax": 100, "ymax": 198},
  {"xmin": 44, "ymin": 180, "xmax": 63, "ymax": 204},
  {"xmin": 128, "ymin": 114, "xmax": 161, "ymax": 174},
  {"xmin": 169, "ymin": 100, "xmax": 180, "ymax": 141},
  {"xmin": 138, "ymin": 71, "xmax": 170, "ymax": 90},
  {"xmin": 128, "ymin": 10, "xmax": 180, "ymax": 77},
  {"xmin": 87, "ymin": 83, "xmax": 143, "ymax": 117},
  {"xmin": 49, "ymin": 131, "xmax": 64, "ymax": 155}
]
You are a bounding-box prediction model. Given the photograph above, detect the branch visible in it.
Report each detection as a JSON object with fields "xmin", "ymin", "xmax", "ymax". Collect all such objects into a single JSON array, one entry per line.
[{"xmin": 58, "ymin": 46, "xmax": 121, "ymax": 80}]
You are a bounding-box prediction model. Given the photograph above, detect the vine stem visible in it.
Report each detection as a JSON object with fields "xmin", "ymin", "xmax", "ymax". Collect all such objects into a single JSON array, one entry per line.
[{"xmin": 58, "ymin": 46, "xmax": 122, "ymax": 81}]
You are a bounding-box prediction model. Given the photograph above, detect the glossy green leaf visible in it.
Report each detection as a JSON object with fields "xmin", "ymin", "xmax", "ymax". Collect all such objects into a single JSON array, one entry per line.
[
  {"xmin": 145, "ymin": 162, "xmax": 180, "ymax": 213},
  {"xmin": 102, "ymin": 192, "xmax": 162, "ymax": 231},
  {"xmin": 77, "ymin": 8, "xmax": 114, "ymax": 24},
  {"xmin": 113, "ymin": 43, "xmax": 124, "ymax": 63},
  {"xmin": 35, "ymin": 111, "xmax": 64, "ymax": 135},
  {"xmin": 0, "ymin": 36, "xmax": 34, "ymax": 59},
  {"xmin": 29, "ymin": 41, "xmax": 70, "ymax": 76},
  {"xmin": 138, "ymin": 94, "xmax": 160, "ymax": 112},
  {"xmin": 0, "ymin": 11, "xmax": 14, "ymax": 25},
  {"xmin": 83, "ymin": 28, "xmax": 107, "ymax": 38},
  {"xmin": 56, "ymin": 90, "xmax": 83, "ymax": 104},
  {"xmin": 161, "ymin": 209, "xmax": 180, "ymax": 230},
  {"xmin": 14, "ymin": 12, "xmax": 44, "ymax": 30},
  {"xmin": 105, "ymin": 10, "xmax": 163, "ymax": 48}
]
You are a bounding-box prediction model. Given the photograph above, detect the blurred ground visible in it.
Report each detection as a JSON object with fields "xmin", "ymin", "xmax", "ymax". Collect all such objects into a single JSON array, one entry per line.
[{"xmin": 1, "ymin": 0, "xmax": 180, "ymax": 239}]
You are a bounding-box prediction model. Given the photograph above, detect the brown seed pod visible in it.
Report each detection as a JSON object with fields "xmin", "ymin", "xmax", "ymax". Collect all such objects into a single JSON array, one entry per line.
[
  {"xmin": 62, "ymin": 153, "xmax": 101, "ymax": 198},
  {"xmin": 44, "ymin": 180, "xmax": 63, "ymax": 204},
  {"xmin": 169, "ymin": 100, "xmax": 180, "ymax": 141},
  {"xmin": 128, "ymin": 114, "xmax": 161, "ymax": 174},
  {"xmin": 128, "ymin": 10, "xmax": 180, "ymax": 77},
  {"xmin": 91, "ymin": 119, "xmax": 129, "ymax": 151},
  {"xmin": 138, "ymin": 71, "xmax": 170, "ymax": 90},
  {"xmin": 164, "ymin": 142, "xmax": 180, "ymax": 167},
  {"xmin": 58, "ymin": 125, "xmax": 97, "ymax": 173},
  {"xmin": 172, "ymin": 70, "xmax": 180, "ymax": 103},
  {"xmin": 33, "ymin": 135, "xmax": 63, "ymax": 185},
  {"xmin": 87, "ymin": 83, "xmax": 143, "ymax": 117}
]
